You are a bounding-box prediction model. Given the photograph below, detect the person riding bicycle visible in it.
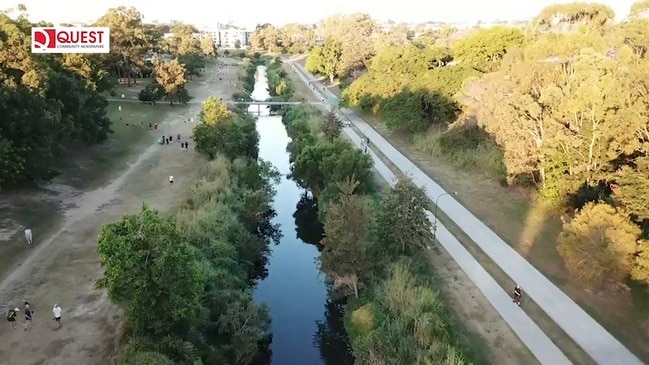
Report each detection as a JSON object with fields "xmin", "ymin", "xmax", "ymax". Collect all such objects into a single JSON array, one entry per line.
[{"xmin": 513, "ymin": 284, "xmax": 522, "ymax": 305}]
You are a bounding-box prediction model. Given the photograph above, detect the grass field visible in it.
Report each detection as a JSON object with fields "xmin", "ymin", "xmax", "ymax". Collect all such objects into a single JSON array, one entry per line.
[{"xmin": 57, "ymin": 102, "xmax": 171, "ymax": 189}]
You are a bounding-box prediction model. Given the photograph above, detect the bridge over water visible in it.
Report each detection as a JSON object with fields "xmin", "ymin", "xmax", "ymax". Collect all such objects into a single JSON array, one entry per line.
[{"xmin": 226, "ymin": 100, "xmax": 325, "ymax": 113}]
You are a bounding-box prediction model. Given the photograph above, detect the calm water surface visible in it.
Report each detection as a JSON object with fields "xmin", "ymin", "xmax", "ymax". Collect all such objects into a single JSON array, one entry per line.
[{"xmin": 250, "ymin": 66, "xmax": 354, "ymax": 365}]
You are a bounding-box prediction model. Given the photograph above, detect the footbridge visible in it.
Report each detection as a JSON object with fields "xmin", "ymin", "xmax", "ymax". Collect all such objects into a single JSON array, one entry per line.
[{"xmin": 224, "ymin": 100, "xmax": 325, "ymax": 113}]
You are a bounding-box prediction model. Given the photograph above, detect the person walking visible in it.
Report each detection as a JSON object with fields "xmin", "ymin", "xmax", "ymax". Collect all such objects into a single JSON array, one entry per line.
[
  {"xmin": 512, "ymin": 284, "xmax": 522, "ymax": 306},
  {"xmin": 154, "ymin": 123, "xmax": 158, "ymax": 131},
  {"xmin": 6, "ymin": 308, "xmax": 18, "ymax": 330},
  {"xmin": 52, "ymin": 304, "xmax": 62, "ymax": 329},
  {"xmin": 24, "ymin": 228, "xmax": 33, "ymax": 245},
  {"xmin": 23, "ymin": 302, "xmax": 33, "ymax": 331},
  {"xmin": 169, "ymin": 175, "xmax": 174, "ymax": 184}
]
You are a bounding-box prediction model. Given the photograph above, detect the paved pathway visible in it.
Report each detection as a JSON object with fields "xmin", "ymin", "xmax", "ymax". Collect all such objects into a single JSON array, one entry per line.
[
  {"xmin": 287, "ymin": 60, "xmax": 570, "ymax": 365},
  {"xmin": 287, "ymin": 58, "xmax": 644, "ymax": 365}
]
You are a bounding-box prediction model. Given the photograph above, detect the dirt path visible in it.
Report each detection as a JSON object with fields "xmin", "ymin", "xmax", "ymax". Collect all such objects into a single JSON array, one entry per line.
[
  {"xmin": 0, "ymin": 58, "xmax": 242, "ymax": 365},
  {"xmin": 282, "ymin": 60, "xmax": 537, "ymax": 365}
]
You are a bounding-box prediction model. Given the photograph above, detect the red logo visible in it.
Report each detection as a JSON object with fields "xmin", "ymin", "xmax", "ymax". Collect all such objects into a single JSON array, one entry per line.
[
  {"xmin": 32, "ymin": 28, "xmax": 56, "ymax": 49},
  {"xmin": 31, "ymin": 27, "xmax": 110, "ymax": 54}
]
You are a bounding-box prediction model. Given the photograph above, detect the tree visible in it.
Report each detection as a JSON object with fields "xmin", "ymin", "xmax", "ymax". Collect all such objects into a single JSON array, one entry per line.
[
  {"xmin": 219, "ymin": 296, "xmax": 270, "ymax": 364},
  {"xmin": 451, "ymin": 26, "xmax": 524, "ymax": 72},
  {"xmin": 123, "ymin": 350, "xmax": 176, "ymax": 365},
  {"xmin": 373, "ymin": 178, "xmax": 433, "ymax": 255},
  {"xmin": 138, "ymin": 81, "xmax": 164, "ymax": 103},
  {"xmin": 178, "ymin": 52, "xmax": 206, "ymax": 78},
  {"xmin": 200, "ymin": 36, "xmax": 217, "ymax": 57},
  {"xmin": 278, "ymin": 23, "xmax": 316, "ymax": 53},
  {"xmin": 320, "ymin": 179, "xmax": 370, "ymax": 298},
  {"xmin": 96, "ymin": 205, "xmax": 206, "ymax": 337},
  {"xmin": 630, "ymin": 0, "xmax": 649, "ymax": 19},
  {"xmin": 321, "ymin": 111, "xmax": 343, "ymax": 141},
  {"xmin": 169, "ymin": 23, "xmax": 201, "ymax": 56},
  {"xmin": 534, "ymin": 3, "xmax": 615, "ymax": 31},
  {"xmin": 154, "ymin": 59, "xmax": 187, "ymax": 105},
  {"xmin": 291, "ymin": 139, "xmax": 373, "ymax": 196},
  {"xmin": 199, "ymin": 96, "xmax": 231, "ymax": 124},
  {"xmin": 250, "ymin": 24, "xmax": 280, "ymax": 51},
  {"xmin": 305, "ymin": 38, "xmax": 343, "ymax": 83},
  {"xmin": 318, "ymin": 14, "xmax": 378, "ymax": 77},
  {"xmin": 192, "ymin": 114, "xmax": 259, "ymax": 160},
  {"xmin": 95, "ymin": 7, "xmax": 148, "ymax": 85},
  {"xmin": 0, "ymin": 12, "xmax": 111, "ymax": 186},
  {"xmin": 557, "ymin": 203, "xmax": 641, "ymax": 286},
  {"xmin": 234, "ymin": 39, "xmax": 241, "ymax": 49}
]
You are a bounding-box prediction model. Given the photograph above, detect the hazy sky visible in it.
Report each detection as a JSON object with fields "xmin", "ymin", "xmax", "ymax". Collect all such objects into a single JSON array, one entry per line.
[{"xmin": 12, "ymin": 0, "xmax": 637, "ymax": 28}]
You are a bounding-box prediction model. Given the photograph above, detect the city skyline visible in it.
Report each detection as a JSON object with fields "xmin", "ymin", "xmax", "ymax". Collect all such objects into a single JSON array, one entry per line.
[{"xmin": 12, "ymin": 0, "xmax": 638, "ymax": 28}]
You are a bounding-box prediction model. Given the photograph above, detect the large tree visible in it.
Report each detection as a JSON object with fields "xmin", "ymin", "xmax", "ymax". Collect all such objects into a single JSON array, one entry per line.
[
  {"xmin": 95, "ymin": 6, "xmax": 148, "ymax": 85},
  {"xmin": 373, "ymin": 178, "xmax": 433, "ymax": 255},
  {"xmin": 451, "ymin": 26, "xmax": 524, "ymax": 72},
  {"xmin": 305, "ymin": 38, "xmax": 343, "ymax": 83},
  {"xmin": 557, "ymin": 203, "xmax": 641, "ymax": 286},
  {"xmin": 154, "ymin": 59, "xmax": 187, "ymax": 105},
  {"xmin": 96, "ymin": 205, "xmax": 206, "ymax": 337},
  {"xmin": 320, "ymin": 179, "xmax": 370, "ymax": 297}
]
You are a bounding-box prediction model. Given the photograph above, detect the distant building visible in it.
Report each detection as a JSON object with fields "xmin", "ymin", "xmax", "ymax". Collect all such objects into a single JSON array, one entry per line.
[{"xmin": 200, "ymin": 27, "xmax": 252, "ymax": 48}]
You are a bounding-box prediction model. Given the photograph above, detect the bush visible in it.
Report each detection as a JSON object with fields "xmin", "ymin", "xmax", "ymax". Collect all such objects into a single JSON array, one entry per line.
[
  {"xmin": 122, "ymin": 350, "xmax": 175, "ymax": 365},
  {"xmin": 413, "ymin": 123, "xmax": 506, "ymax": 180},
  {"xmin": 99, "ymin": 98, "xmax": 277, "ymax": 363},
  {"xmin": 557, "ymin": 202, "xmax": 642, "ymax": 286}
]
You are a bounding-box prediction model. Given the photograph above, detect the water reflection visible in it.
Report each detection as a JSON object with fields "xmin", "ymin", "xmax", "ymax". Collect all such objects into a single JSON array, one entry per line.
[
  {"xmin": 314, "ymin": 298, "xmax": 355, "ymax": 365},
  {"xmin": 251, "ymin": 65, "xmax": 353, "ymax": 364},
  {"xmin": 293, "ymin": 192, "xmax": 325, "ymax": 249}
]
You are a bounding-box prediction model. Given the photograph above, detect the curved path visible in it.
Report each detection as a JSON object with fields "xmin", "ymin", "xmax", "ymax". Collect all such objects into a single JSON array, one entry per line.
[{"xmin": 286, "ymin": 58, "xmax": 643, "ymax": 365}]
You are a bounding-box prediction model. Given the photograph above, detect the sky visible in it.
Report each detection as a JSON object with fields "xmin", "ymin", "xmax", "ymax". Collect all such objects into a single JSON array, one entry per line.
[{"xmin": 12, "ymin": 0, "xmax": 638, "ymax": 28}]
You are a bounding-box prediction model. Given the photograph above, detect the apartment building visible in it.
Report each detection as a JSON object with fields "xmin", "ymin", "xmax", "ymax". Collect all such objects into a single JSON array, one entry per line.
[{"xmin": 200, "ymin": 27, "xmax": 252, "ymax": 48}]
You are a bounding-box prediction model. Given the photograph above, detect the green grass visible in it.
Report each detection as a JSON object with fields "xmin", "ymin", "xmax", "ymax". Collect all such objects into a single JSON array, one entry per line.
[
  {"xmin": 413, "ymin": 124, "xmax": 506, "ymax": 181},
  {"xmin": 57, "ymin": 101, "xmax": 171, "ymax": 189}
]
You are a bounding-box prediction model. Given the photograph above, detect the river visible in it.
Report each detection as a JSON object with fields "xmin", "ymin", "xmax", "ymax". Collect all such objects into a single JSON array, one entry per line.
[{"xmin": 250, "ymin": 66, "xmax": 354, "ymax": 365}]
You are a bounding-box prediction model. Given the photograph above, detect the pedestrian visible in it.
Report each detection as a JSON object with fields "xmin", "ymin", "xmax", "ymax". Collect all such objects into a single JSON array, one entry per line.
[
  {"xmin": 177, "ymin": 133, "xmax": 180, "ymax": 141},
  {"xmin": 149, "ymin": 122, "xmax": 152, "ymax": 130},
  {"xmin": 52, "ymin": 304, "xmax": 62, "ymax": 329},
  {"xmin": 24, "ymin": 227, "xmax": 33, "ymax": 245},
  {"xmin": 169, "ymin": 175, "xmax": 174, "ymax": 184},
  {"xmin": 169, "ymin": 134, "xmax": 173, "ymax": 142},
  {"xmin": 6, "ymin": 308, "xmax": 18, "ymax": 330},
  {"xmin": 166, "ymin": 138, "xmax": 170, "ymax": 145},
  {"xmin": 185, "ymin": 141, "xmax": 189, "ymax": 149},
  {"xmin": 154, "ymin": 123, "xmax": 158, "ymax": 131},
  {"xmin": 23, "ymin": 302, "xmax": 33, "ymax": 331}
]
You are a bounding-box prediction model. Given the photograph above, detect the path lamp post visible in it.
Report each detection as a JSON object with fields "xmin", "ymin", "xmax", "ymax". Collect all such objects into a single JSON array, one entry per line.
[{"xmin": 431, "ymin": 191, "xmax": 457, "ymax": 245}]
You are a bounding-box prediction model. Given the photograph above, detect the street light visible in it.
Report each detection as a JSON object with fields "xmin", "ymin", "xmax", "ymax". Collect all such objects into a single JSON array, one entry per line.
[{"xmin": 431, "ymin": 191, "xmax": 458, "ymax": 245}]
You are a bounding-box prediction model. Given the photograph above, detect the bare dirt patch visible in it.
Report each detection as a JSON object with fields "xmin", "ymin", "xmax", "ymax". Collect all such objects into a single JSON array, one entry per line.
[
  {"xmin": 282, "ymin": 59, "xmax": 535, "ymax": 364},
  {"xmin": 0, "ymin": 57, "xmax": 243, "ymax": 365}
]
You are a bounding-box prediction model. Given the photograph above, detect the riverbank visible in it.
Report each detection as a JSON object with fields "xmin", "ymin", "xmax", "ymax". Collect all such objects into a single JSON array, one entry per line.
[
  {"xmin": 97, "ymin": 97, "xmax": 277, "ymax": 364},
  {"xmin": 0, "ymin": 58, "xmax": 247, "ymax": 365},
  {"xmin": 280, "ymin": 102, "xmax": 489, "ymax": 364}
]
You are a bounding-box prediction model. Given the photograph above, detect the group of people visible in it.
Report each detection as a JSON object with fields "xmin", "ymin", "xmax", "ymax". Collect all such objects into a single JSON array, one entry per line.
[
  {"xmin": 6, "ymin": 302, "xmax": 62, "ymax": 331},
  {"xmin": 160, "ymin": 133, "xmax": 189, "ymax": 150}
]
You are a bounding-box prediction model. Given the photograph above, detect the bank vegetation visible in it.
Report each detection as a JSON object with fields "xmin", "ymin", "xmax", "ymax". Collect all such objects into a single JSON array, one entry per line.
[{"xmin": 97, "ymin": 98, "xmax": 280, "ymax": 365}]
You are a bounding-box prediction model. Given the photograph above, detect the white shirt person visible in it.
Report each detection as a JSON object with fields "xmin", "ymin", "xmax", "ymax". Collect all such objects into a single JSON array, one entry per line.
[
  {"xmin": 52, "ymin": 304, "xmax": 62, "ymax": 328},
  {"xmin": 24, "ymin": 228, "xmax": 33, "ymax": 245}
]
